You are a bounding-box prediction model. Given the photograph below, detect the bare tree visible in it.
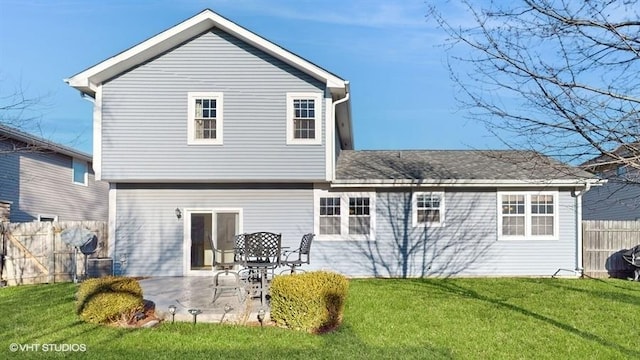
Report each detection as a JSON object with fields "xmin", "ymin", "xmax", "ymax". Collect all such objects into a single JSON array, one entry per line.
[
  {"xmin": 1, "ymin": 80, "xmax": 44, "ymax": 127},
  {"xmin": 0, "ymin": 80, "xmax": 49, "ymax": 154},
  {"xmin": 427, "ymin": 0, "xmax": 640, "ymax": 178}
]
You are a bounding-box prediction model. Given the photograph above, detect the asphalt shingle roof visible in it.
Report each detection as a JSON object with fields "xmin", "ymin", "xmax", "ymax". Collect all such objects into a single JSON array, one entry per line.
[{"xmin": 335, "ymin": 150, "xmax": 595, "ymax": 181}]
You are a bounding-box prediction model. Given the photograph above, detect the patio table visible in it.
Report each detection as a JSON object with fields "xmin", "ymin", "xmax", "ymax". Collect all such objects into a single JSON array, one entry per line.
[{"xmin": 240, "ymin": 232, "xmax": 282, "ymax": 304}]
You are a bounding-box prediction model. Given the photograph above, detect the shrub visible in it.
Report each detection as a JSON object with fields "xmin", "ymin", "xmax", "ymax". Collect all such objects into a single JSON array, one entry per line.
[
  {"xmin": 270, "ymin": 271, "xmax": 349, "ymax": 332},
  {"xmin": 76, "ymin": 276, "xmax": 144, "ymax": 324}
]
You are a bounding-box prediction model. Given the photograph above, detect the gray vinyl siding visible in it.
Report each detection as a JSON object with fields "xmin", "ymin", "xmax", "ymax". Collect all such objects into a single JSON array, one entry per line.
[
  {"xmin": 113, "ymin": 184, "xmax": 314, "ymax": 276},
  {"xmin": 101, "ymin": 29, "xmax": 326, "ymax": 182},
  {"xmin": 583, "ymin": 181, "xmax": 640, "ymax": 220},
  {"xmin": 311, "ymin": 189, "xmax": 578, "ymax": 277},
  {"xmin": 113, "ymin": 185, "xmax": 578, "ymax": 277},
  {"xmin": 0, "ymin": 146, "xmax": 108, "ymax": 222}
]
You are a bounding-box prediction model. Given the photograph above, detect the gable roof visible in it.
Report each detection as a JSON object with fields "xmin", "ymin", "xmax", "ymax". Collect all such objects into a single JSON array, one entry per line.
[
  {"xmin": 65, "ymin": 9, "xmax": 348, "ymax": 98},
  {"xmin": 335, "ymin": 150, "xmax": 600, "ymax": 187},
  {"xmin": 0, "ymin": 124, "xmax": 92, "ymax": 162},
  {"xmin": 65, "ymin": 8, "xmax": 354, "ymax": 150}
]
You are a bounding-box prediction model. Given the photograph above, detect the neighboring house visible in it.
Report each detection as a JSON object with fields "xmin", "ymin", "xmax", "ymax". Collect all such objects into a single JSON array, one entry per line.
[
  {"xmin": 0, "ymin": 124, "xmax": 108, "ymax": 222},
  {"xmin": 582, "ymin": 143, "xmax": 640, "ymax": 220},
  {"xmin": 65, "ymin": 9, "xmax": 601, "ymax": 278}
]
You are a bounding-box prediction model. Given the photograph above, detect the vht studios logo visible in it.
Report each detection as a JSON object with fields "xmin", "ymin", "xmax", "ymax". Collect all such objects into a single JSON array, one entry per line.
[{"xmin": 9, "ymin": 343, "xmax": 87, "ymax": 352}]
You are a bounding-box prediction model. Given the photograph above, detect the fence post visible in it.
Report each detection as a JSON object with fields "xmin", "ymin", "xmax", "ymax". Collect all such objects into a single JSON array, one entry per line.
[{"xmin": 47, "ymin": 224, "xmax": 55, "ymax": 284}]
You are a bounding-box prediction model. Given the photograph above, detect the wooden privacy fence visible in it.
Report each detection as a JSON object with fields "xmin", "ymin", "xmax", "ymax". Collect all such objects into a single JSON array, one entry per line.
[
  {"xmin": 0, "ymin": 221, "xmax": 108, "ymax": 285},
  {"xmin": 583, "ymin": 220, "xmax": 640, "ymax": 278}
]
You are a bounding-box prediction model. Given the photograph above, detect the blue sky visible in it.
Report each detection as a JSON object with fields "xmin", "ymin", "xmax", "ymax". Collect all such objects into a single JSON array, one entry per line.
[{"xmin": 0, "ymin": 0, "xmax": 498, "ymax": 154}]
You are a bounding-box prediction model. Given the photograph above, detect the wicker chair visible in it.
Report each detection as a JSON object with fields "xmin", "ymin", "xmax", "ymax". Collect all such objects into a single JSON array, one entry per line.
[{"xmin": 280, "ymin": 233, "xmax": 314, "ymax": 274}]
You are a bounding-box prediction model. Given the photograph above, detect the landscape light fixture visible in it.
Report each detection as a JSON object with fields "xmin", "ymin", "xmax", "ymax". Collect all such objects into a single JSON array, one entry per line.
[
  {"xmin": 168, "ymin": 305, "xmax": 177, "ymax": 324},
  {"xmin": 220, "ymin": 303, "xmax": 233, "ymax": 324},
  {"xmin": 188, "ymin": 308, "xmax": 202, "ymax": 324},
  {"xmin": 175, "ymin": 207, "xmax": 182, "ymax": 219},
  {"xmin": 257, "ymin": 308, "xmax": 266, "ymax": 327}
]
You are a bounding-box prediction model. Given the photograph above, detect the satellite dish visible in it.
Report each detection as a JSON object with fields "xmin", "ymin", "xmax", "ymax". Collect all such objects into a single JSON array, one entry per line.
[
  {"xmin": 60, "ymin": 226, "xmax": 99, "ymax": 283},
  {"xmin": 61, "ymin": 227, "xmax": 97, "ymax": 250}
]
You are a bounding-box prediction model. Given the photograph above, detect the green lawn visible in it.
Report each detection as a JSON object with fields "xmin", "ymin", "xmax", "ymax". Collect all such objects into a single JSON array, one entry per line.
[{"xmin": 1, "ymin": 278, "xmax": 638, "ymax": 359}]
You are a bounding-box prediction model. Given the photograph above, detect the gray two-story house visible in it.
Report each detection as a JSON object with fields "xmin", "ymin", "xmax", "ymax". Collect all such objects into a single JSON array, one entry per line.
[
  {"xmin": 66, "ymin": 9, "xmax": 601, "ymax": 278},
  {"xmin": 0, "ymin": 124, "xmax": 108, "ymax": 222}
]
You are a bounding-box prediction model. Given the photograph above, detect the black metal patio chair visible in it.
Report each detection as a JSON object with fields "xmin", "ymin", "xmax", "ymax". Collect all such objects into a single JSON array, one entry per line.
[
  {"xmin": 241, "ymin": 232, "xmax": 282, "ymax": 304},
  {"xmin": 209, "ymin": 236, "xmax": 245, "ymax": 304},
  {"xmin": 280, "ymin": 233, "xmax": 314, "ymax": 274}
]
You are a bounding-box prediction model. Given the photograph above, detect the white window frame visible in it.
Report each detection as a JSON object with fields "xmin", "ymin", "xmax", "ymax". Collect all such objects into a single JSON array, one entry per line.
[
  {"xmin": 412, "ymin": 191, "xmax": 445, "ymax": 227},
  {"xmin": 72, "ymin": 158, "xmax": 88, "ymax": 186},
  {"xmin": 313, "ymin": 189, "xmax": 376, "ymax": 241},
  {"xmin": 182, "ymin": 207, "xmax": 243, "ymax": 276},
  {"xmin": 497, "ymin": 191, "xmax": 559, "ymax": 241},
  {"xmin": 286, "ymin": 92, "xmax": 322, "ymax": 145},
  {"xmin": 187, "ymin": 92, "xmax": 224, "ymax": 145}
]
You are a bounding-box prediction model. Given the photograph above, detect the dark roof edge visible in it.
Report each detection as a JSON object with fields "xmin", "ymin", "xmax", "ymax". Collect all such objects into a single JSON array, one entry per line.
[{"xmin": 0, "ymin": 124, "xmax": 92, "ymax": 162}]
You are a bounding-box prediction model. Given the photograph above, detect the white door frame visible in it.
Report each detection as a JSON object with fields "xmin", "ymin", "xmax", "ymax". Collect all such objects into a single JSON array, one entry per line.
[{"xmin": 182, "ymin": 208, "xmax": 243, "ymax": 276}]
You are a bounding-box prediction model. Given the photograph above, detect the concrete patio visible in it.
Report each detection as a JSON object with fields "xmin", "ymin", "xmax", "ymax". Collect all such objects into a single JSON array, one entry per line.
[{"xmin": 140, "ymin": 275, "xmax": 270, "ymax": 325}]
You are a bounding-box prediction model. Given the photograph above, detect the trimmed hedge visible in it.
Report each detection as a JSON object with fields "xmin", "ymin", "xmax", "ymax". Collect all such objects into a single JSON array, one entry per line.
[
  {"xmin": 270, "ymin": 271, "xmax": 348, "ymax": 332},
  {"xmin": 76, "ymin": 276, "xmax": 144, "ymax": 324}
]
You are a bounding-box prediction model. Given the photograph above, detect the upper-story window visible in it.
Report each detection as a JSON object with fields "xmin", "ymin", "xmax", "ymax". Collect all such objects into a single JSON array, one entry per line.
[
  {"xmin": 187, "ymin": 92, "xmax": 223, "ymax": 145},
  {"xmin": 412, "ymin": 192, "xmax": 445, "ymax": 227},
  {"xmin": 72, "ymin": 158, "xmax": 88, "ymax": 186},
  {"xmin": 286, "ymin": 92, "xmax": 322, "ymax": 145},
  {"xmin": 497, "ymin": 191, "xmax": 559, "ymax": 240}
]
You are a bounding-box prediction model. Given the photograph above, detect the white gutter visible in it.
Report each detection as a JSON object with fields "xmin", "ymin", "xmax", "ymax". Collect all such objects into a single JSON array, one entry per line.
[
  {"xmin": 332, "ymin": 83, "xmax": 350, "ymax": 116},
  {"xmin": 331, "ymin": 178, "xmax": 605, "ymax": 188}
]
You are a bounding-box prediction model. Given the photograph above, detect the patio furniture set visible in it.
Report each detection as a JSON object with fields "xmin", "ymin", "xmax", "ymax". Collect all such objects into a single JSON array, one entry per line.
[{"xmin": 209, "ymin": 232, "xmax": 314, "ymax": 305}]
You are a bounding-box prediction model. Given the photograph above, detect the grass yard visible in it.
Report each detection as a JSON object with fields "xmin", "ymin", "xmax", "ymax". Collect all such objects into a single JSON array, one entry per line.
[{"xmin": 0, "ymin": 277, "xmax": 638, "ymax": 359}]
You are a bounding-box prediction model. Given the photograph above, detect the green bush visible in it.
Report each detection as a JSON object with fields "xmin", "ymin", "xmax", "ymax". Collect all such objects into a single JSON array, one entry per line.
[
  {"xmin": 76, "ymin": 276, "xmax": 144, "ymax": 324},
  {"xmin": 270, "ymin": 271, "xmax": 349, "ymax": 332}
]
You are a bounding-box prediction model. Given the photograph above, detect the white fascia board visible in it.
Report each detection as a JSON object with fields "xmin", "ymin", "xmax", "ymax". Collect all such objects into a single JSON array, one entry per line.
[
  {"xmin": 65, "ymin": 9, "xmax": 347, "ymax": 96},
  {"xmin": 330, "ymin": 178, "xmax": 606, "ymax": 188},
  {"xmin": 66, "ymin": 14, "xmax": 213, "ymax": 96}
]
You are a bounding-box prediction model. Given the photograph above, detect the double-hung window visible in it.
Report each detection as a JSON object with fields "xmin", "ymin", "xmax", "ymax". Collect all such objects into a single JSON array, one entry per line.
[
  {"xmin": 412, "ymin": 192, "xmax": 444, "ymax": 227},
  {"xmin": 349, "ymin": 197, "xmax": 371, "ymax": 235},
  {"xmin": 314, "ymin": 190, "xmax": 375, "ymax": 240},
  {"xmin": 187, "ymin": 92, "xmax": 223, "ymax": 145},
  {"xmin": 286, "ymin": 93, "xmax": 322, "ymax": 145},
  {"xmin": 319, "ymin": 197, "xmax": 341, "ymax": 235},
  {"xmin": 497, "ymin": 191, "xmax": 558, "ymax": 240}
]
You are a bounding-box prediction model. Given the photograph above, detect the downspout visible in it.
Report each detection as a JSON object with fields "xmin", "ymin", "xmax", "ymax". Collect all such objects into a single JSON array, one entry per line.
[
  {"xmin": 330, "ymin": 83, "xmax": 350, "ymax": 181},
  {"xmin": 332, "ymin": 83, "xmax": 351, "ymax": 113},
  {"xmin": 573, "ymin": 182, "xmax": 593, "ymax": 276}
]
